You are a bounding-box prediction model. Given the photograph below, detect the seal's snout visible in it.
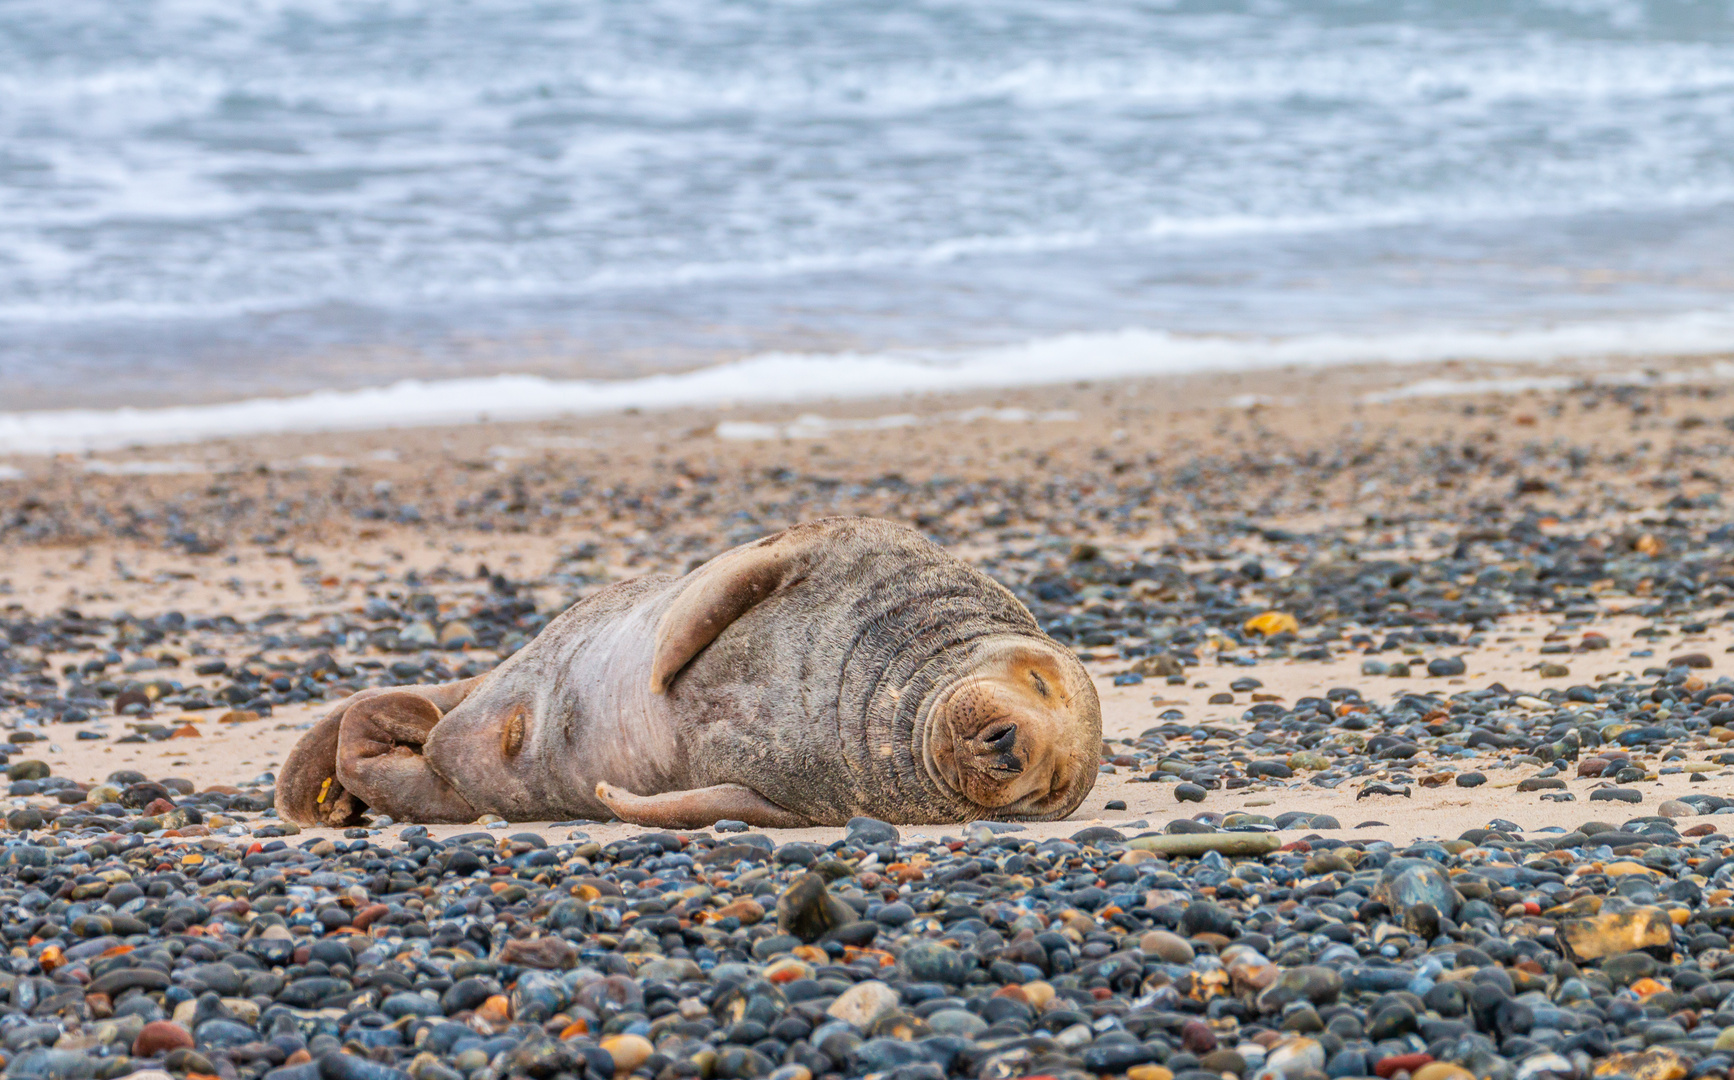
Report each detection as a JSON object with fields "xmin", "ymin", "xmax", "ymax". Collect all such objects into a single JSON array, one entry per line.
[
  {"xmin": 928, "ymin": 640, "xmax": 1101, "ymax": 818},
  {"xmin": 940, "ymin": 676, "xmax": 1066, "ymax": 809},
  {"xmin": 981, "ymin": 723, "xmax": 1022, "ymax": 772}
]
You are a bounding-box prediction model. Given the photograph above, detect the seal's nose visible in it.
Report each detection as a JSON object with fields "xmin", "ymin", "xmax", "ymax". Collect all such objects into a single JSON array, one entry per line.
[{"xmin": 984, "ymin": 721, "xmax": 1019, "ymax": 773}]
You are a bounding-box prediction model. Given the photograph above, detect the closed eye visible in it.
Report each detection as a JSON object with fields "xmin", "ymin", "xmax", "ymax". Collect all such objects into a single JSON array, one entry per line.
[{"xmin": 1030, "ymin": 672, "xmax": 1050, "ymax": 698}]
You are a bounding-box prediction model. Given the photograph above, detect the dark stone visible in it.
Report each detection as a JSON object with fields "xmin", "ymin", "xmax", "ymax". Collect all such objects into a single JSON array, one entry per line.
[
  {"xmin": 775, "ymin": 872, "xmax": 856, "ymax": 943},
  {"xmin": 900, "ymin": 942, "xmax": 972, "ymax": 984},
  {"xmin": 1180, "ymin": 900, "xmax": 1236, "ymax": 937},
  {"xmin": 846, "ymin": 817, "xmax": 900, "ymax": 845}
]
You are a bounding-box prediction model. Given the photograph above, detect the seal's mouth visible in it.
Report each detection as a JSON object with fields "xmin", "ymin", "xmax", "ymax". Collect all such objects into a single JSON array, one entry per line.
[{"xmin": 922, "ymin": 637, "xmax": 1099, "ymax": 819}]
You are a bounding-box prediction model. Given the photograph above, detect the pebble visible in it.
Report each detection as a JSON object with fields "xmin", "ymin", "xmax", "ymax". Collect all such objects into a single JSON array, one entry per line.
[
  {"xmin": 1264, "ymin": 1037, "xmax": 1327, "ymax": 1077},
  {"xmin": 1140, "ymin": 929, "xmax": 1195, "ymax": 963},
  {"xmin": 1561, "ymin": 907, "xmax": 1674, "ymax": 961},
  {"xmin": 899, "ymin": 940, "xmax": 971, "ymax": 983},
  {"xmin": 826, "ymin": 980, "xmax": 900, "ymax": 1028},
  {"xmin": 774, "ymin": 871, "xmax": 856, "ymax": 942},
  {"xmin": 599, "ymin": 1033, "xmax": 653, "ymax": 1073},
  {"xmin": 132, "ymin": 1021, "xmax": 193, "ymax": 1057}
]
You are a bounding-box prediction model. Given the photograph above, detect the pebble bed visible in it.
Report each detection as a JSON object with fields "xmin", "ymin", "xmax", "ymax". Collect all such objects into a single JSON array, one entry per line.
[
  {"xmin": 5, "ymin": 655, "xmax": 1734, "ymax": 1080},
  {"xmin": 2, "ymin": 381, "xmax": 1734, "ymax": 1079}
]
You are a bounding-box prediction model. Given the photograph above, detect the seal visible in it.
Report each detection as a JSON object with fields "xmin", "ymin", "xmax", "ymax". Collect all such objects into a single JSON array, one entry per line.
[{"xmin": 276, "ymin": 517, "xmax": 1101, "ymax": 828}]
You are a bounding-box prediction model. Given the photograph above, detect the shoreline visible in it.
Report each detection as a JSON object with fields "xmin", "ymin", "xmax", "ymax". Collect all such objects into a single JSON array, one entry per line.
[{"xmin": 1, "ymin": 329, "xmax": 1731, "ymax": 456}]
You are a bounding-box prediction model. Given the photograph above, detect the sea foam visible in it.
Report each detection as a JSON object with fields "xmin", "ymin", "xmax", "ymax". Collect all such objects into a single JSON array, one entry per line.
[{"xmin": 3, "ymin": 313, "xmax": 1732, "ymax": 456}]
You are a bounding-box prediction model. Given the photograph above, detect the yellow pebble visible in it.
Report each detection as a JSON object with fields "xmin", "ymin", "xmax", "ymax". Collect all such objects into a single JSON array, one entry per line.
[
  {"xmin": 1244, "ymin": 611, "xmax": 1299, "ymax": 637},
  {"xmin": 1602, "ymin": 861, "xmax": 1656, "ymax": 877},
  {"xmin": 1022, "ymin": 981, "xmax": 1055, "ymax": 1008},
  {"xmin": 601, "ymin": 1034, "xmax": 654, "ymax": 1075}
]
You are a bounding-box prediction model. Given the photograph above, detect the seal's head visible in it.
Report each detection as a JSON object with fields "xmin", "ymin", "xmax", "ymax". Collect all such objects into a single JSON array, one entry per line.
[{"xmin": 924, "ymin": 636, "xmax": 1101, "ymax": 819}]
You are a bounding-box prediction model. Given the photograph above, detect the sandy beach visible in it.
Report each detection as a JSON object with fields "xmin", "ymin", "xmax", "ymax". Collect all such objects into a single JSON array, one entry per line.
[{"xmin": 6, "ymin": 351, "xmax": 1734, "ymax": 848}]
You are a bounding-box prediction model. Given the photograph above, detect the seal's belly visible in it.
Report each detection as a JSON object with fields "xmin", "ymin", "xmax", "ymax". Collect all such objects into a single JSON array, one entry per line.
[{"xmin": 426, "ymin": 588, "xmax": 696, "ymax": 819}]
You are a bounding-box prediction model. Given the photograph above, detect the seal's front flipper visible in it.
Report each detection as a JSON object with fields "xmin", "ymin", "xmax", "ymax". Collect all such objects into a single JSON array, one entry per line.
[
  {"xmin": 595, "ymin": 781, "xmax": 812, "ymax": 829},
  {"xmin": 338, "ymin": 691, "xmax": 478, "ymax": 824},
  {"xmin": 650, "ymin": 520, "xmax": 851, "ymax": 693}
]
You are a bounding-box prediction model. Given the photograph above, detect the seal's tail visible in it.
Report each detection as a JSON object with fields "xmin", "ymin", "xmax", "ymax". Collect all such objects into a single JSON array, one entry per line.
[{"xmin": 275, "ymin": 677, "xmax": 484, "ymax": 826}]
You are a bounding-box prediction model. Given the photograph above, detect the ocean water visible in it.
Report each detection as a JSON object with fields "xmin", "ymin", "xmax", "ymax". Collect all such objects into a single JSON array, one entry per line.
[{"xmin": 2, "ymin": 0, "xmax": 1733, "ymax": 428}]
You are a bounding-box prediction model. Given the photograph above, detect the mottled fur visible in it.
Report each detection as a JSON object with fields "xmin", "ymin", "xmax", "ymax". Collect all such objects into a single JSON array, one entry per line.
[{"xmin": 277, "ymin": 517, "xmax": 1100, "ymax": 827}]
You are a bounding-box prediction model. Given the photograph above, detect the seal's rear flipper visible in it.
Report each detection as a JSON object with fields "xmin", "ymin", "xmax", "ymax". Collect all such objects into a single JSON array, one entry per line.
[
  {"xmin": 275, "ymin": 677, "xmax": 484, "ymax": 826},
  {"xmin": 650, "ymin": 520, "xmax": 848, "ymax": 693},
  {"xmin": 337, "ymin": 691, "xmax": 479, "ymax": 824},
  {"xmin": 596, "ymin": 781, "xmax": 812, "ymax": 829},
  {"xmin": 276, "ymin": 709, "xmax": 368, "ymax": 827}
]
